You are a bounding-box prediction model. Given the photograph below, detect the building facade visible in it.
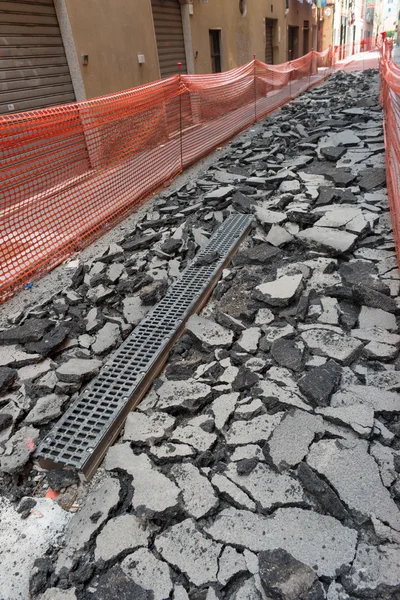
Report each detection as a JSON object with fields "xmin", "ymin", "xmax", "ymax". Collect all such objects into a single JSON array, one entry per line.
[
  {"xmin": 382, "ymin": 0, "xmax": 400, "ymax": 34},
  {"xmin": 316, "ymin": 0, "xmax": 382, "ymax": 53},
  {"xmin": 328, "ymin": 0, "xmax": 365, "ymax": 53},
  {"xmin": 363, "ymin": 0, "xmax": 375, "ymax": 39},
  {"xmin": 0, "ymin": 0, "xmax": 316, "ymax": 114}
]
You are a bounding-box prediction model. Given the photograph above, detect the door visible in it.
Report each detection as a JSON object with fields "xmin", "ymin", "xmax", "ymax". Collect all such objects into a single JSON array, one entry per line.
[
  {"xmin": 288, "ymin": 26, "xmax": 299, "ymax": 60},
  {"xmin": 340, "ymin": 17, "xmax": 347, "ymax": 58},
  {"xmin": 0, "ymin": 0, "xmax": 75, "ymax": 115},
  {"xmin": 303, "ymin": 21, "xmax": 310, "ymax": 55},
  {"xmin": 265, "ymin": 19, "xmax": 274, "ymax": 64},
  {"xmin": 151, "ymin": 0, "xmax": 187, "ymax": 78},
  {"xmin": 209, "ymin": 30, "xmax": 221, "ymax": 73}
]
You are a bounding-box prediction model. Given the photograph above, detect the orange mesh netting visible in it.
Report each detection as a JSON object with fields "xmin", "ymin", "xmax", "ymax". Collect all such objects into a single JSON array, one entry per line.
[
  {"xmin": 0, "ymin": 47, "xmax": 374, "ymax": 302},
  {"xmin": 332, "ymin": 39, "xmax": 379, "ymax": 71},
  {"xmin": 379, "ymin": 40, "xmax": 400, "ymax": 264},
  {"xmin": 1, "ymin": 77, "xmax": 184, "ymax": 301}
]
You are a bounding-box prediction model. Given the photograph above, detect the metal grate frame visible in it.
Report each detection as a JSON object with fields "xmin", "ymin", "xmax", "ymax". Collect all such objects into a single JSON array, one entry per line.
[{"xmin": 36, "ymin": 214, "xmax": 253, "ymax": 478}]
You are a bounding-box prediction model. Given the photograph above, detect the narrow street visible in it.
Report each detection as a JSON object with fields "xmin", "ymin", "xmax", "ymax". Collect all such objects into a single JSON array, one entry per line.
[{"xmin": 0, "ymin": 65, "xmax": 399, "ymax": 600}]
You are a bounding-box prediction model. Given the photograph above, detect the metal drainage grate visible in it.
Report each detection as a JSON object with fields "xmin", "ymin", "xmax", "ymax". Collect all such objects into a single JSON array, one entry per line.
[{"xmin": 36, "ymin": 214, "xmax": 253, "ymax": 478}]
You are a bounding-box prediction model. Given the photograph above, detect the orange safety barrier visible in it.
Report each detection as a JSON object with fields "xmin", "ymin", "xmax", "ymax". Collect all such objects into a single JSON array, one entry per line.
[
  {"xmin": 379, "ymin": 39, "xmax": 400, "ymax": 265},
  {"xmin": 0, "ymin": 47, "xmax": 365, "ymax": 302},
  {"xmin": 333, "ymin": 38, "xmax": 375, "ymax": 62},
  {"xmin": 332, "ymin": 39, "xmax": 379, "ymax": 72}
]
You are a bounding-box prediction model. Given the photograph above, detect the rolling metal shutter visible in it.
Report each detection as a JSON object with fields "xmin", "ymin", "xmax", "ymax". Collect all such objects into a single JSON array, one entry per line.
[
  {"xmin": 265, "ymin": 19, "xmax": 274, "ymax": 64},
  {"xmin": 151, "ymin": 0, "xmax": 187, "ymax": 78},
  {"xmin": 0, "ymin": 0, "xmax": 75, "ymax": 115}
]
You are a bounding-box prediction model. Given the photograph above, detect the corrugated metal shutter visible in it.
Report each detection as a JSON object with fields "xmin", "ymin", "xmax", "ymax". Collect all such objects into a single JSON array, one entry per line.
[
  {"xmin": 151, "ymin": 0, "xmax": 187, "ymax": 78},
  {"xmin": 0, "ymin": 0, "xmax": 76, "ymax": 115}
]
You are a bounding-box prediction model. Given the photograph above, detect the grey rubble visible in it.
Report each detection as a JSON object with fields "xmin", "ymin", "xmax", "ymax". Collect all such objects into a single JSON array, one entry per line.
[{"xmin": 0, "ymin": 69, "xmax": 397, "ymax": 600}]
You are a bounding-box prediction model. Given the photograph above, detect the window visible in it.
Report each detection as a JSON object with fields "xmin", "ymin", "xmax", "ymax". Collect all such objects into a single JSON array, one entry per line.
[
  {"xmin": 239, "ymin": 0, "xmax": 247, "ymax": 16},
  {"xmin": 209, "ymin": 30, "xmax": 222, "ymax": 73}
]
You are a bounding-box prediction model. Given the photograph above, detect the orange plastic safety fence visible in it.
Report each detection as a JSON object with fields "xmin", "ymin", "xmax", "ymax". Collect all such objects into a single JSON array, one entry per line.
[
  {"xmin": 0, "ymin": 47, "xmax": 371, "ymax": 302},
  {"xmin": 379, "ymin": 40, "xmax": 400, "ymax": 264},
  {"xmin": 0, "ymin": 77, "xmax": 184, "ymax": 301},
  {"xmin": 332, "ymin": 40, "xmax": 379, "ymax": 71}
]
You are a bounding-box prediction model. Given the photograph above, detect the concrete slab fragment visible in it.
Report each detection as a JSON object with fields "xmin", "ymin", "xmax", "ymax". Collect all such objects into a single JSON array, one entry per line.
[
  {"xmin": 171, "ymin": 423, "xmax": 217, "ymax": 452},
  {"xmin": 331, "ymin": 385, "xmax": 400, "ymax": 413},
  {"xmin": 345, "ymin": 543, "xmax": 400, "ymax": 596},
  {"xmin": 307, "ymin": 439, "xmax": 400, "ymax": 530},
  {"xmin": 186, "ymin": 315, "xmax": 233, "ymax": 348},
  {"xmin": 224, "ymin": 412, "xmax": 284, "ymax": 446},
  {"xmin": 211, "ymin": 473, "xmax": 256, "ymax": 511},
  {"xmin": 156, "ymin": 379, "xmax": 212, "ymax": 412},
  {"xmin": 224, "ymin": 462, "xmax": 305, "ymax": 510},
  {"xmin": 211, "ymin": 392, "xmax": 239, "ymax": 430},
  {"xmin": 301, "ymin": 328, "xmax": 363, "ymax": 365},
  {"xmin": 255, "ymin": 275, "xmax": 303, "ymax": 307},
  {"xmin": 121, "ymin": 548, "xmax": 173, "ymax": 600},
  {"xmin": 171, "ymin": 463, "xmax": 218, "ymax": 518},
  {"xmin": 205, "ymin": 507, "xmax": 357, "ymax": 577},
  {"xmin": 297, "ymin": 227, "xmax": 357, "ymax": 254},
  {"xmin": 123, "ymin": 411, "xmax": 175, "ymax": 444},
  {"xmin": 155, "ymin": 519, "xmax": 222, "ymax": 586},
  {"xmin": 316, "ymin": 404, "xmax": 374, "ymax": 437},
  {"xmin": 94, "ymin": 514, "xmax": 151, "ymax": 562},
  {"xmin": 267, "ymin": 410, "xmax": 325, "ymax": 470},
  {"xmin": 105, "ymin": 444, "xmax": 180, "ymax": 518},
  {"xmin": 217, "ymin": 546, "xmax": 247, "ymax": 586},
  {"xmin": 0, "ymin": 498, "xmax": 70, "ymax": 600}
]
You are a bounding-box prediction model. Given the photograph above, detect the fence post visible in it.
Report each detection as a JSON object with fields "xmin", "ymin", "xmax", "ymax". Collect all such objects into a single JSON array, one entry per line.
[
  {"xmin": 253, "ymin": 54, "xmax": 257, "ymax": 124},
  {"xmin": 177, "ymin": 62, "xmax": 183, "ymax": 172},
  {"xmin": 309, "ymin": 49, "xmax": 313, "ymax": 87}
]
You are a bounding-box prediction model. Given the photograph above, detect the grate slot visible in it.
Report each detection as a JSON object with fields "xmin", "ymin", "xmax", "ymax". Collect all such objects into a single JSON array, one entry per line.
[{"xmin": 35, "ymin": 214, "xmax": 252, "ymax": 477}]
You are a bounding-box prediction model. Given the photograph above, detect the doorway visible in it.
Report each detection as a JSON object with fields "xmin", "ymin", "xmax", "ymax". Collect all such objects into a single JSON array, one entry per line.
[
  {"xmin": 288, "ymin": 25, "xmax": 299, "ymax": 60},
  {"xmin": 151, "ymin": 0, "xmax": 187, "ymax": 78},
  {"xmin": 340, "ymin": 17, "xmax": 347, "ymax": 59},
  {"xmin": 209, "ymin": 30, "xmax": 222, "ymax": 73},
  {"xmin": 265, "ymin": 19, "xmax": 277, "ymax": 64},
  {"xmin": 303, "ymin": 21, "xmax": 310, "ymax": 55}
]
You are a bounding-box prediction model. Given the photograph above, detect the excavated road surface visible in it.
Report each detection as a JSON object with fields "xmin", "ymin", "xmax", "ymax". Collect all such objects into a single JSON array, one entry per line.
[{"xmin": 0, "ymin": 68, "xmax": 400, "ymax": 600}]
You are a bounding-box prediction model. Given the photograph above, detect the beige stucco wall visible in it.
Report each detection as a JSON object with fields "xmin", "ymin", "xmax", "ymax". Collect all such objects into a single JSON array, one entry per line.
[
  {"xmin": 318, "ymin": 6, "xmax": 335, "ymax": 52},
  {"xmin": 63, "ymin": 0, "xmax": 160, "ymax": 99},
  {"xmin": 63, "ymin": 0, "xmax": 316, "ymax": 99},
  {"xmin": 287, "ymin": 0, "xmax": 316, "ymax": 59},
  {"xmin": 189, "ymin": 0, "xmax": 287, "ymax": 72}
]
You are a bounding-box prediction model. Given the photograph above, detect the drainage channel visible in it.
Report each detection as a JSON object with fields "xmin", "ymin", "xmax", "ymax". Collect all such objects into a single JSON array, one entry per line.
[{"xmin": 36, "ymin": 214, "xmax": 253, "ymax": 479}]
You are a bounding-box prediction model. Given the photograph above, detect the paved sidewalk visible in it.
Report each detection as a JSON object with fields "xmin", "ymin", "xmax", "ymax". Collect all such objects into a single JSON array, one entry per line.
[{"xmin": 334, "ymin": 49, "xmax": 379, "ymax": 71}]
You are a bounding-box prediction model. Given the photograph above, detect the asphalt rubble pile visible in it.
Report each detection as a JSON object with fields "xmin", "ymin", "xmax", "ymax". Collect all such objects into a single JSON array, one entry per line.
[{"xmin": 1, "ymin": 67, "xmax": 400, "ymax": 600}]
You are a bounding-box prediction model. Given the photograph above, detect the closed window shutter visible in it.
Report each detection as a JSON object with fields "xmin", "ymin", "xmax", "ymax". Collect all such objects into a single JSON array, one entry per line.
[{"xmin": 0, "ymin": 0, "xmax": 75, "ymax": 114}]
